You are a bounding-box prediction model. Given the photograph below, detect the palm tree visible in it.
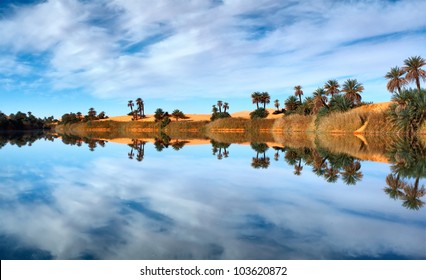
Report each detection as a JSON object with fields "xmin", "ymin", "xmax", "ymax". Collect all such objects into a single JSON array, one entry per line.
[
  {"xmin": 324, "ymin": 80, "xmax": 340, "ymax": 97},
  {"xmin": 313, "ymin": 87, "xmax": 329, "ymax": 112},
  {"xmin": 274, "ymin": 99, "xmax": 280, "ymax": 111},
  {"xmin": 88, "ymin": 108, "xmax": 96, "ymax": 120},
  {"xmin": 128, "ymin": 100, "xmax": 134, "ymax": 113},
  {"xmin": 223, "ymin": 102, "xmax": 229, "ymax": 113},
  {"xmin": 294, "ymin": 85, "xmax": 303, "ymax": 103},
  {"xmin": 136, "ymin": 98, "xmax": 145, "ymax": 117},
  {"xmin": 172, "ymin": 109, "xmax": 183, "ymax": 121},
  {"xmin": 251, "ymin": 92, "xmax": 262, "ymax": 109},
  {"xmin": 217, "ymin": 100, "xmax": 223, "ymax": 113},
  {"xmin": 284, "ymin": 96, "xmax": 300, "ymax": 111},
  {"xmin": 342, "ymin": 79, "xmax": 364, "ymax": 105},
  {"xmin": 402, "ymin": 55, "xmax": 426, "ymax": 93},
  {"xmin": 212, "ymin": 105, "xmax": 218, "ymax": 114},
  {"xmin": 385, "ymin": 66, "xmax": 407, "ymax": 94},
  {"xmin": 260, "ymin": 92, "xmax": 270, "ymax": 109}
]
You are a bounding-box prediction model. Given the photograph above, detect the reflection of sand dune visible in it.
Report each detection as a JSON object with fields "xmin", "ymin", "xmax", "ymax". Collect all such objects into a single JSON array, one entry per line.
[
  {"xmin": 316, "ymin": 134, "xmax": 390, "ymax": 163},
  {"xmin": 105, "ymin": 138, "xmax": 211, "ymax": 146}
]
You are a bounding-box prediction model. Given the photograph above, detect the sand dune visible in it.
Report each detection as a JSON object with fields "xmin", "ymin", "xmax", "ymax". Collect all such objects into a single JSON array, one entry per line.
[
  {"xmin": 105, "ymin": 108, "xmax": 284, "ymax": 122},
  {"xmin": 352, "ymin": 101, "xmax": 392, "ymax": 113}
]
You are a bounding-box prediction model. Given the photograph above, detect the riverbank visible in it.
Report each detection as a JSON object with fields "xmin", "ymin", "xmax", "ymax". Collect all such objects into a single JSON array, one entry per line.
[{"xmin": 55, "ymin": 101, "xmax": 425, "ymax": 137}]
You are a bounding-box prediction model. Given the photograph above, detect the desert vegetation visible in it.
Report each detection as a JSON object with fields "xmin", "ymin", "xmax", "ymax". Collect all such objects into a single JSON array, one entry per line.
[
  {"xmin": 51, "ymin": 55, "xmax": 425, "ymax": 139},
  {"xmin": 0, "ymin": 111, "xmax": 55, "ymax": 130}
]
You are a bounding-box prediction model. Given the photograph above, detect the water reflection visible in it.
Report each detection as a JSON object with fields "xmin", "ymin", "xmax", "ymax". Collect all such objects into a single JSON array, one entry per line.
[
  {"xmin": 0, "ymin": 132, "xmax": 425, "ymax": 260},
  {"xmin": 0, "ymin": 131, "xmax": 56, "ymax": 148},
  {"xmin": 250, "ymin": 143, "xmax": 270, "ymax": 169},
  {"xmin": 128, "ymin": 139, "xmax": 146, "ymax": 161},
  {"xmin": 211, "ymin": 140, "xmax": 230, "ymax": 160},
  {"xmin": 61, "ymin": 134, "xmax": 107, "ymax": 151}
]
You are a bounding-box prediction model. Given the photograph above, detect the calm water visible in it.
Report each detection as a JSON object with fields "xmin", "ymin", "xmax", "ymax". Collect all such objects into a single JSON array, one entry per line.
[{"xmin": 0, "ymin": 133, "xmax": 425, "ymax": 260}]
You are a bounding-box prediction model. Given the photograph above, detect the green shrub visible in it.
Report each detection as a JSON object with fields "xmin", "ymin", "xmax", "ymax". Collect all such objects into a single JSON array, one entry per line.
[
  {"xmin": 210, "ymin": 112, "xmax": 231, "ymax": 121},
  {"xmin": 250, "ymin": 108, "xmax": 269, "ymax": 119}
]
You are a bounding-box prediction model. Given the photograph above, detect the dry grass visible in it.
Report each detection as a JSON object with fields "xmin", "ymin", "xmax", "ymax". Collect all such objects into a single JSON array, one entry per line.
[
  {"xmin": 205, "ymin": 118, "xmax": 275, "ymax": 132},
  {"xmin": 164, "ymin": 121, "xmax": 209, "ymax": 139},
  {"xmin": 316, "ymin": 108, "xmax": 392, "ymax": 134},
  {"xmin": 272, "ymin": 115, "xmax": 315, "ymax": 132},
  {"xmin": 317, "ymin": 111, "xmax": 367, "ymax": 133},
  {"xmin": 420, "ymin": 122, "xmax": 426, "ymax": 136}
]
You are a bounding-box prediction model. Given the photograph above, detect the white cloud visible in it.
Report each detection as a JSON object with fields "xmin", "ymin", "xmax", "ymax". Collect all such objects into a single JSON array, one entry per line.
[{"xmin": 0, "ymin": 0, "xmax": 425, "ymax": 102}]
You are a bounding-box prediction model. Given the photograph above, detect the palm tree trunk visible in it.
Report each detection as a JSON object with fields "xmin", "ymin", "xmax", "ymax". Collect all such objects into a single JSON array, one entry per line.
[{"xmin": 416, "ymin": 78, "xmax": 421, "ymax": 94}]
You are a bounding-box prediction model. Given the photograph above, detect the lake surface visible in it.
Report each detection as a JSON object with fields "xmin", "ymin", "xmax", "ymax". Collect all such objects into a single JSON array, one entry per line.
[{"xmin": 0, "ymin": 133, "xmax": 425, "ymax": 260}]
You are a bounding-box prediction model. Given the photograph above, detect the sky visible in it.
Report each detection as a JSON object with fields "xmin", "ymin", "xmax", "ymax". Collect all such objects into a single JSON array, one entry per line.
[{"xmin": 0, "ymin": 0, "xmax": 425, "ymax": 118}]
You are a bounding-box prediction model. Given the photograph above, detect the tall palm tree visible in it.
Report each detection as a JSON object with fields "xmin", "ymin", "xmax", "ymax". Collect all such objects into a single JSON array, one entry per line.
[
  {"xmin": 294, "ymin": 85, "xmax": 303, "ymax": 103},
  {"xmin": 342, "ymin": 79, "xmax": 364, "ymax": 105},
  {"xmin": 402, "ymin": 55, "xmax": 426, "ymax": 94},
  {"xmin": 274, "ymin": 99, "xmax": 280, "ymax": 111},
  {"xmin": 260, "ymin": 92, "xmax": 270, "ymax": 109},
  {"xmin": 223, "ymin": 102, "xmax": 229, "ymax": 113},
  {"xmin": 217, "ymin": 100, "xmax": 223, "ymax": 113},
  {"xmin": 136, "ymin": 98, "xmax": 144, "ymax": 117},
  {"xmin": 128, "ymin": 100, "xmax": 134, "ymax": 113},
  {"xmin": 251, "ymin": 92, "xmax": 262, "ymax": 109},
  {"xmin": 385, "ymin": 66, "xmax": 407, "ymax": 94},
  {"xmin": 324, "ymin": 79, "xmax": 340, "ymax": 97}
]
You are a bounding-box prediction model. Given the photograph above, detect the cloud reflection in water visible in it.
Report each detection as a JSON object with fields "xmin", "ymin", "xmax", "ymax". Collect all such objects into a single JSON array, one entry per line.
[{"xmin": 0, "ymin": 141, "xmax": 425, "ymax": 260}]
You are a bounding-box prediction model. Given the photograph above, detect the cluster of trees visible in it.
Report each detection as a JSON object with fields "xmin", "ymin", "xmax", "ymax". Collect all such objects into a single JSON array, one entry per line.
[
  {"xmin": 0, "ymin": 111, "xmax": 56, "ymax": 130},
  {"xmin": 128, "ymin": 98, "xmax": 145, "ymax": 120},
  {"xmin": 153, "ymin": 108, "xmax": 189, "ymax": 127},
  {"xmin": 385, "ymin": 55, "xmax": 426, "ymax": 137},
  {"xmin": 282, "ymin": 79, "xmax": 365, "ymax": 117},
  {"xmin": 211, "ymin": 100, "xmax": 231, "ymax": 121},
  {"xmin": 60, "ymin": 108, "xmax": 108, "ymax": 124},
  {"xmin": 250, "ymin": 92, "xmax": 271, "ymax": 119}
]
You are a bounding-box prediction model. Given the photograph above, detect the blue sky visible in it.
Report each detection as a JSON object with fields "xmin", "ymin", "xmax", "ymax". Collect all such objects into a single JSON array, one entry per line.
[{"xmin": 0, "ymin": 0, "xmax": 425, "ymax": 118}]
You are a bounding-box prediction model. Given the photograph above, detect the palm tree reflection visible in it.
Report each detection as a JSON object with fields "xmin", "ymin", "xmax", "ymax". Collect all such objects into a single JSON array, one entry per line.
[
  {"xmin": 128, "ymin": 139, "xmax": 146, "ymax": 162},
  {"xmin": 251, "ymin": 143, "xmax": 270, "ymax": 169},
  {"xmin": 211, "ymin": 140, "xmax": 231, "ymax": 160}
]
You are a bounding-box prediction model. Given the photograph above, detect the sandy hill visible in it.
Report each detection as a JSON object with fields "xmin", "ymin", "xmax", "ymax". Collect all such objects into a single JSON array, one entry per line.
[{"xmin": 105, "ymin": 108, "xmax": 283, "ymax": 122}]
